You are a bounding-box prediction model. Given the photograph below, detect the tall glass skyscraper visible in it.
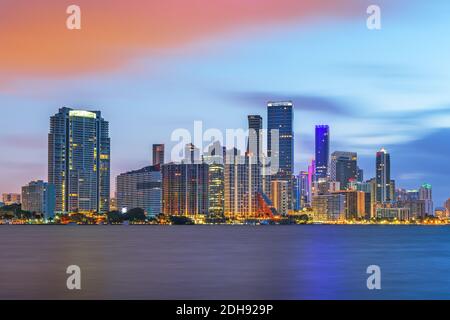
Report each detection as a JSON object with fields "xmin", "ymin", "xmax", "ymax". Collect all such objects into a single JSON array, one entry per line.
[
  {"xmin": 247, "ymin": 115, "xmax": 263, "ymax": 163},
  {"xmin": 267, "ymin": 101, "xmax": 293, "ymax": 178},
  {"xmin": 315, "ymin": 125, "xmax": 329, "ymax": 180},
  {"xmin": 48, "ymin": 107, "xmax": 110, "ymax": 214},
  {"xmin": 375, "ymin": 148, "xmax": 391, "ymax": 203},
  {"xmin": 330, "ymin": 151, "xmax": 357, "ymax": 189}
]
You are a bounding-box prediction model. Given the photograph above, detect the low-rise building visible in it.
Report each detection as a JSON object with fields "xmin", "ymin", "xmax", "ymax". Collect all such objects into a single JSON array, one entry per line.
[{"xmin": 21, "ymin": 181, "xmax": 55, "ymax": 219}]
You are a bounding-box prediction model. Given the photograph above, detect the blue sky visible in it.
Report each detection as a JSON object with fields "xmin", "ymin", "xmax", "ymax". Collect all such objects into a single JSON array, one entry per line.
[{"xmin": 0, "ymin": 0, "xmax": 449, "ymax": 206}]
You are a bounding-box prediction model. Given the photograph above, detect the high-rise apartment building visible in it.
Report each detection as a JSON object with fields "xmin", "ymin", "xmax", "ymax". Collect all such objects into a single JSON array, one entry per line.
[
  {"xmin": 224, "ymin": 155, "xmax": 261, "ymax": 220},
  {"xmin": 270, "ymin": 180, "xmax": 289, "ymax": 215},
  {"xmin": 161, "ymin": 162, "xmax": 209, "ymax": 216},
  {"xmin": 333, "ymin": 190, "xmax": 366, "ymax": 220},
  {"xmin": 21, "ymin": 180, "xmax": 55, "ymax": 219},
  {"xmin": 116, "ymin": 165, "xmax": 162, "ymax": 216},
  {"xmin": 311, "ymin": 194, "xmax": 345, "ymax": 221},
  {"xmin": 208, "ymin": 161, "xmax": 225, "ymax": 217},
  {"xmin": 375, "ymin": 148, "xmax": 390, "ymax": 203},
  {"xmin": 48, "ymin": 107, "xmax": 110, "ymax": 214},
  {"xmin": 419, "ymin": 183, "xmax": 433, "ymax": 216}
]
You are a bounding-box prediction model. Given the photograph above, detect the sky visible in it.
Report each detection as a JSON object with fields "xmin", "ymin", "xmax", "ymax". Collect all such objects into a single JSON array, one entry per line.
[{"xmin": 0, "ymin": 0, "xmax": 449, "ymax": 206}]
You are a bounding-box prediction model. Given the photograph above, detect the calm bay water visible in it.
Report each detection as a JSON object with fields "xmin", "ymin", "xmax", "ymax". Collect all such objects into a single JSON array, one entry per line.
[{"xmin": 1, "ymin": 225, "xmax": 450, "ymax": 299}]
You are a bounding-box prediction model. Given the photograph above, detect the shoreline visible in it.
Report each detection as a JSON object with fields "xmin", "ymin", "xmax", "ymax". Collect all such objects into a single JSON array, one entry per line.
[{"xmin": 1, "ymin": 223, "xmax": 449, "ymax": 226}]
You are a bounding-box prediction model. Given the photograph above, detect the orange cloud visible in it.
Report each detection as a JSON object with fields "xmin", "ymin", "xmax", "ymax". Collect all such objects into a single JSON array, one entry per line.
[{"xmin": 0, "ymin": 0, "xmax": 360, "ymax": 76}]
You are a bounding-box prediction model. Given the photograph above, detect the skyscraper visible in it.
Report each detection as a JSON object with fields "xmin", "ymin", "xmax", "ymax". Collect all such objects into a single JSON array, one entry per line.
[
  {"xmin": 445, "ymin": 198, "xmax": 450, "ymax": 217},
  {"xmin": 267, "ymin": 101, "xmax": 293, "ymax": 178},
  {"xmin": 270, "ymin": 180, "xmax": 289, "ymax": 215},
  {"xmin": 375, "ymin": 148, "xmax": 390, "ymax": 203},
  {"xmin": 21, "ymin": 180, "xmax": 55, "ymax": 219},
  {"xmin": 315, "ymin": 125, "xmax": 329, "ymax": 179},
  {"xmin": 48, "ymin": 107, "xmax": 110, "ymax": 214},
  {"xmin": 330, "ymin": 151, "xmax": 357, "ymax": 190},
  {"xmin": 298, "ymin": 171, "xmax": 310, "ymax": 208},
  {"xmin": 419, "ymin": 183, "xmax": 433, "ymax": 216},
  {"xmin": 333, "ymin": 190, "xmax": 366, "ymax": 220},
  {"xmin": 152, "ymin": 144, "xmax": 165, "ymax": 166},
  {"xmin": 247, "ymin": 115, "xmax": 263, "ymax": 163},
  {"xmin": 161, "ymin": 163, "xmax": 209, "ymax": 216},
  {"xmin": 292, "ymin": 175, "xmax": 300, "ymax": 211},
  {"xmin": 224, "ymin": 155, "xmax": 261, "ymax": 220},
  {"xmin": 116, "ymin": 165, "xmax": 162, "ymax": 216},
  {"xmin": 207, "ymin": 158, "xmax": 225, "ymax": 217}
]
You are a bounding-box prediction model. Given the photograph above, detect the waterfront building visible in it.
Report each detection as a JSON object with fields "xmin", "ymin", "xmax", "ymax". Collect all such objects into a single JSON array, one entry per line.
[
  {"xmin": 116, "ymin": 165, "xmax": 162, "ymax": 216},
  {"xmin": 397, "ymin": 199, "xmax": 426, "ymax": 219},
  {"xmin": 311, "ymin": 193, "xmax": 345, "ymax": 221},
  {"xmin": 207, "ymin": 160, "xmax": 225, "ymax": 217},
  {"xmin": 1, "ymin": 193, "xmax": 21, "ymax": 205},
  {"xmin": 21, "ymin": 180, "xmax": 55, "ymax": 219},
  {"xmin": 446, "ymin": 198, "xmax": 450, "ymax": 217},
  {"xmin": 375, "ymin": 204, "xmax": 410, "ymax": 221},
  {"xmin": 270, "ymin": 180, "xmax": 289, "ymax": 216},
  {"xmin": 48, "ymin": 107, "xmax": 110, "ymax": 214},
  {"xmin": 435, "ymin": 207, "xmax": 447, "ymax": 219},
  {"xmin": 419, "ymin": 183, "xmax": 433, "ymax": 216},
  {"xmin": 161, "ymin": 162, "xmax": 209, "ymax": 216},
  {"xmin": 224, "ymin": 155, "xmax": 261, "ymax": 220},
  {"xmin": 333, "ymin": 190, "xmax": 366, "ymax": 220}
]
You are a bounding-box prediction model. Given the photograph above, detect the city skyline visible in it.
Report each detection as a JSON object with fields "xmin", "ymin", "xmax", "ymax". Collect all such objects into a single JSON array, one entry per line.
[
  {"xmin": 0, "ymin": 0, "xmax": 449, "ymax": 207},
  {"xmin": 0, "ymin": 104, "xmax": 447, "ymax": 211},
  {"xmin": 2, "ymin": 103, "xmax": 446, "ymax": 221}
]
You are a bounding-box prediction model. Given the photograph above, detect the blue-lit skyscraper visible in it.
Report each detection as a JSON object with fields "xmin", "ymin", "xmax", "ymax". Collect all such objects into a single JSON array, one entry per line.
[
  {"xmin": 315, "ymin": 125, "xmax": 329, "ymax": 180},
  {"xmin": 267, "ymin": 101, "xmax": 293, "ymax": 178}
]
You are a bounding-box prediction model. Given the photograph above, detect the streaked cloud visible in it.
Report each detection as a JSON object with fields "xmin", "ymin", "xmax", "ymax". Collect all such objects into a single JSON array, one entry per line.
[{"xmin": 0, "ymin": 0, "xmax": 361, "ymax": 77}]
